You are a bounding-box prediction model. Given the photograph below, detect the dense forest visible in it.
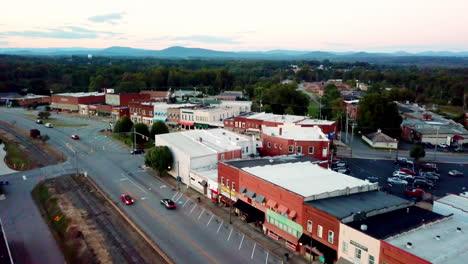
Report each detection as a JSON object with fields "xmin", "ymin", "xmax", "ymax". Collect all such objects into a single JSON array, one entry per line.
[{"xmin": 0, "ymin": 55, "xmax": 466, "ymax": 110}]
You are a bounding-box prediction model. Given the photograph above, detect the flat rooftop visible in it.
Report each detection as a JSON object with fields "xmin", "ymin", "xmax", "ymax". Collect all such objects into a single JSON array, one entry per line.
[
  {"xmin": 238, "ymin": 161, "xmax": 377, "ymax": 199},
  {"xmin": 385, "ymin": 217, "xmax": 468, "ymax": 264},
  {"xmin": 225, "ymin": 155, "xmax": 318, "ymax": 169},
  {"xmin": 295, "ymin": 119, "xmax": 335, "ymax": 126},
  {"xmin": 152, "ymin": 103, "xmax": 197, "ymax": 109},
  {"xmin": 192, "ymin": 167, "xmax": 218, "ymax": 182},
  {"xmin": 306, "ymin": 191, "xmax": 412, "ymax": 222},
  {"xmin": 246, "ymin": 112, "xmax": 307, "ymax": 123},
  {"xmin": 435, "ymin": 194, "xmax": 468, "ymax": 211},
  {"xmin": 346, "ymin": 206, "xmax": 446, "ymax": 240},
  {"xmin": 262, "ymin": 124, "xmax": 329, "ymax": 141},
  {"xmin": 54, "ymin": 92, "xmax": 104, "ymax": 97}
]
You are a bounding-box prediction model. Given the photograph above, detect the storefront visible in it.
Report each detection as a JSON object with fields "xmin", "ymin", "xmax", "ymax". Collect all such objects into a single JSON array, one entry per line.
[
  {"xmin": 179, "ymin": 121, "xmax": 194, "ymax": 129},
  {"xmin": 264, "ymin": 209, "xmax": 303, "ymax": 251},
  {"xmin": 298, "ymin": 234, "xmax": 337, "ymax": 264},
  {"xmin": 232, "ymin": 200, "xmax": 265, "ymax": 224},
  {"xmin": 194, "ymin": 122, "xmax": 209, "ymax": 129}
]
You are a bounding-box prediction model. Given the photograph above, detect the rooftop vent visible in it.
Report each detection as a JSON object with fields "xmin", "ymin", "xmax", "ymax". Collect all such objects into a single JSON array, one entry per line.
[
  {"xmin": 406, "ymin": 242, "xmax": 413, "ymax": 249},
  {"xmin": 435, "ymin": 235, "xmax": 441, "ymax": 240},
  {"xmin": 456, "ymin": 227, "xmax": 462, "ymax": 232},
  {"xmin": 360, "ymin": 224, "xmax": 367, "ymax": 231},
  {"xmin": 269, "ymin": 159, "xmax": 274, "ymax": 163},
  {"xmin": 222, "ymin": 132, "xmax": 226, "ymax": 135}
]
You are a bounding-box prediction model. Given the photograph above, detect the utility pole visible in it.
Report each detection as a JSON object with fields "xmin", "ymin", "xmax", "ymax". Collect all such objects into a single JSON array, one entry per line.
[
  {"xmin": 318, "ymin": 96, "xmax": 322, "ymax": 119},
  {"xmin": 433, "ymin": 126, "xmax": 440, "ymax": 160},
  {"xmin": 350, "ymin": 123, "xmax": 356, "ymax": 158},
  {"xmin": 133, "ymin": 126, "xmax": 136, "ymax": 149},
  {"xmin": 177, "ymin": 161, "xmax": 180, "ymax": 191},
  {"xmin": 345, "ymin": 113, "xmax": 349, "ymax": 144},
  {"xmin": 229, "ymin": 187, "xmax": 232, "ymax": 224}
]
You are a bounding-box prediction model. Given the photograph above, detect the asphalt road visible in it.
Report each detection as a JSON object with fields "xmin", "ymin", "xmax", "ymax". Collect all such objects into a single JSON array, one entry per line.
[
  {"xmin": 0, "ymin": 108, "xmax": 282, "ymax": 264},
  {"xmin": 342, "ymin": 157, "xmax": 468, "ymax": 199}
]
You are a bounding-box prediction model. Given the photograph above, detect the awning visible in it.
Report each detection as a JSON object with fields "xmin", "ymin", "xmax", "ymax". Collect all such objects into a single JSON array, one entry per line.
[
  {"xmin": 179, "ymin": 121, "xmax": 194, "ymax": 126},
  {"xmin": 240, "ymin": 187, "xmax": 247, "ymax": 193},
  {"xmin": 153, "ymin": 116, "xmax": 167, "ymax": 122},
  {"xmin": 289, "ymin": 210, "xmax": 297, "ymax": 219},
  {"xmin": 255, "ymin": 194, "xmax": 265, "ymax": 203},
  {"xmin": 199, "ymin": 180, "xmax": 207, "ymax": 187},
  {"xmin": 278, "ymin": 204, "xmax": 289, "ymax": 215},
  {"xmin": 245, "ymin": 190, "xmax": 256, "ymax": 199},
  {"xmin": 266, "ymin": 199, "xmax": 277, "ymax": 208},
  {"xmin": 195, "ymin": 123, "xmax": 209, "ymax": 129},
  {"xmin": 220, "ymin": 196, "xmax": 235, "ymax": 206},
  {"xmin": 233, "ymin": 200, "xmax": 265, "ymax": 222},
  {"xmin": 453, "ymin": 135, "xmax": 464, "ymax": 141}
]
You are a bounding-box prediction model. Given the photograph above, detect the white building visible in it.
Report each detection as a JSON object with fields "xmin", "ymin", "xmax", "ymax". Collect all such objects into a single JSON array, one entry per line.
[
  {"xmin": 433, "ymin": 194, "xmax": 468, "ymax": 222},
  {"xmin": 155, "ymin": 129, "xmax": 257, "ymax": 196}
]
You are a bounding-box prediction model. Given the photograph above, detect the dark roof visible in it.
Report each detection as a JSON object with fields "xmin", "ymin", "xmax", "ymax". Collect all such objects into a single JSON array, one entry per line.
[
  {"xmin": 346, "ymin": 206, "xmax": 446, "ymax": 239},
  {"xmin": 224, "ymin": 155, "xmax": 318, "ymax": 169},
  {"xmin": 305, "ymin": 191, "xmax": 411, "ymax": 220},
  {"xmin": 365, "ymin": 131, "xmax": 395, "ymax": 143}
]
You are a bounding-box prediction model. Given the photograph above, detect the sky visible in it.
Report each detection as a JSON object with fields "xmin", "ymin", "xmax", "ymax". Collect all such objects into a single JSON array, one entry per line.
[{"xmin": 1, "ymin": 0, "xmax": 467, "ymax": 52}]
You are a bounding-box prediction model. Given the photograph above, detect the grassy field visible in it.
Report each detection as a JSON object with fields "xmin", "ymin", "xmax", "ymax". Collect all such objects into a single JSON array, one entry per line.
[
  {"xmin": 23, "ymin": 113, "xmax": 87, "ymax": 127},
  {"xmin": 0, "ymin": 137, "xmax": 31, "ymax": 170},
  {"xmin": 112, "ymin": 133, "xmax": 154, "ymax": 149}
]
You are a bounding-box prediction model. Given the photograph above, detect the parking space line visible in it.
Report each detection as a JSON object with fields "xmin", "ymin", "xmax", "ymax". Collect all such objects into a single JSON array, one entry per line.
[
  {"xmin": 126, "ymin": 177, "xmax": 147, "ymax": 193},
  {"xmin": 217, "ymin": 220, "xmax": 223, "ymax": 233},
  {"xmin": 198, "ymin": 209, "xmax": 205, "ymax": 220},
  {"xmin": 190, "ymin": 204, "xmax": 197, "ymax": 214},
  {"xmin": 251, "ymin": 243, "xmax": 256, "ymax": 259},
  {"xmin": 265, "ymin": 252, "xmax": 269, "ymax": 264},
  {"xmin": 227, "ymin": 228, "xmax": 233, "ymax": 241},
  {"xmin": 238, "ymin": 234, "xmax": 244, "ymax": 250},
  {"xmin": 175, "ymin": 193, "xmax": 184, "ymax": 202},
  {"xmin": 182, "ymin": 199, "xmax": 189, "ymax": 208},
  {"xmin": 171, "ymin": 191, "xmax": 179, "ymax": 200},
  {"xmin": 206, "ymin": 215, "xmax": 214, "ymax": 226}
]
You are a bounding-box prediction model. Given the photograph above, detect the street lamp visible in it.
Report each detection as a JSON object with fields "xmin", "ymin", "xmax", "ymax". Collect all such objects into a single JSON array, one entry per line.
[{"xmin": 394, "ymin": 138, "xmax": 399, "ymax": 160}]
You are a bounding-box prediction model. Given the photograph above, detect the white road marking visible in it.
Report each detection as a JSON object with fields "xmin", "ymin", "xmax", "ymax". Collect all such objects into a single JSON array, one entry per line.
[
  {"xmin": 217, "ymin": 220, "xmax": 223, "ymax": 233},
  {"xmin": 198, "ymin": 209, "xmax": 205, "ymax": 220},
  {"xmin": 141, "ymin": 197, "xmax": 148, "ymax": 200},
  {"xmin": 251, "ymin": 243, "xmax": 256, "ymax": 259},
  {"xmin": 175, "ymin": 193, "xmax": 183, "ymax": 202},
  {"xmin": 126, "ymin": 178, "xmax": 147, "ymax": 193},
  {"xmin": 22, "ymin": 175, "xmax": 27, "ymax": 180},
  {"xmin": 182, "ymin": 199, "xmax": 189, "ymax": 208},
  {"xmin": 190, "ymin": 204, "xmax": 197, "ymax": 214},
  {"xmin": 171, "ymin": 192, "xmax": 179, "ymax": 200},
  {"xmin": 265, "ymin": 252, "xmax": 269, "ymax": 264},
  {"xmin": 238, "ymin": 234, "xmax": 245, "ymax": 250},
  {"xmin": 207, "ymin": 215, "xmax": 214, "ymax": 226},
  {"xmin": 227, "ymin": 228, "xmax": 233, "ymax": 241}
]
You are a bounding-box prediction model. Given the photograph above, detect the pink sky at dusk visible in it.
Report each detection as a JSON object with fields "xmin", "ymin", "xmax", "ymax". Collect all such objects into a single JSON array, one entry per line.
[{"xmin": 1, "ymin": 0, "xmax": 467, "ymax": 52}]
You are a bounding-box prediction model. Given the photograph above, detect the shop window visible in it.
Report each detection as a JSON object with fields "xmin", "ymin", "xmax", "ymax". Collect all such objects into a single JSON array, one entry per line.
[
  {"xmin": 317, "ymin": 225, "xmax": 323, "ymax": 238},
  {"xmin": 221, "ymin": 177, "xmax": 224, "ymax": 185},
  {"xmin": 232, "ymin": 182, "xmax": 235, "ymax": 191},
  {"xmin": 342, "ymin": 241, "xmax": 348, "ymax": 253},
  {"xmin": 308, "ymin": 146, "xmax": 314, "ymax": 154},
  {"xmin": 288, "ymin": 145, "xmax": 294, "ymax": 153},
  {"xmin": 355, "ymin": 248, "xmax": 361, "ymax": 259},
  {"xmin": 242, "ymin": 123, "xmax": 245, "ymax": 128},
  {"xmin": 221, "ymin": 154, "xmax": 225, "ymax": 160},
  {"xmin": 328, "ymin": 230, "xmax": 334, "ymax": 244},
  {"xmin": 246, "ymin": 146, "xmax": 249, "ymax": 153},
  {"xmin": 226, "ymin": 179, "xmax": 230, "ymax": 188},
  {"xmin": 235, "ymin": 122, "xmax": 239, "ymax": 127},
  {"xmin": 267, "ymin": 142, "xmax": 271, "ymax": 148},
  {"xmin": 369, "ymin": 255, "xmax": 375, "ymax": 264},
  {"xmin": 296, "ymin": 146, "xmax": 302, "ymax": 154},
  {"xmin": 307, "ymin": 220, "xmax": 313, "ymax": 232},
  {"xmin": 274, "ymin": 143, "xmax": 277, "ymax": 148},
  {"xmin": 279, "ymin": 144, "xmax": 282, "ymax": 149}
]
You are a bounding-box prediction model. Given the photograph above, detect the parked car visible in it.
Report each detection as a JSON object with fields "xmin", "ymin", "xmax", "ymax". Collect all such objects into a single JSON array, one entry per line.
[
  {"xmin": 36, "ymin": 119, "xmax": 43, "ymax": 124},
  {"xmin": 421, "ymin": 142, "xmax": 435, "ymax": 149},
  {"xmin": 332, "ymin": 167, "xmax": 351, "ymax": 174},
  {"xmin": 418, "ymin": 163, "xmax": 439, "ymax": 173},
  {"xmin": 120, "ymin": 194, "xmax": 134, "ymax": 205},
  {"xmin": 160, "ymin": 199, "xmax": 176, "ymax": 209},
  {"xmin": 399, "ymin": 168, "xmax": 416, "ymax": 175},
  {"xmin": 438, "ymin": 143, "xmax": 449, "ymax": 149},
  {"xmin": 404, "ymin": 188, "xmax": 425, "ymax": 199},
  {"xmin": 30, "ymin": 129, "xmax": 41, "ymax": 138},
  {"xmin": 413, "ymin": 179, "xmax": 435, "ymax": 189},
  {"xmin": 392, "ymin": 171, "xmax": 414, "ymax": 180},
  {"xmin": 45, "ymin": 123, "xmax": 53, "ymax": 128},
  {"xmin": 448, "ymin": 170, "xmax": 464, "ymax": 177},
  {"xmin": 395, "ymin": 158, "xmax": 413, "ymax": 166},
  {"xmin": 453, "ymin": 147, "xmax": 464, "ymax": 153},
  {"xmin": 130, "ymin": 148, "xmax": 144, "ymax": 155},
  {"xmin": 71, "ymin": 135, "xmax": 80, "ymax": 140},
  {"xmin": 387, "ymin": 177, "xmax": 408, "ymax": 185},
  {"xmin": 332, "ymin": 161, "xmax": 348, "ymax": 167},
  {"xmin": 420, "ymin": 172, "xmax": 440, "ymax": 181}
]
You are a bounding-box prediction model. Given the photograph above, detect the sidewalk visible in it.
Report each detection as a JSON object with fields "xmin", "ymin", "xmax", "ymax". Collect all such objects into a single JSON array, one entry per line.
[{"xmin": 146, "ymin": 167, "xmax": 312, "ymax": 264}]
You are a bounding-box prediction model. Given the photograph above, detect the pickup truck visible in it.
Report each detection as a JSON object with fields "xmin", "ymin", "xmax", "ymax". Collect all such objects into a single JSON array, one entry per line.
[{"xmin": 404, "ymin": 188, "xmax": 425, "ymax": 200}]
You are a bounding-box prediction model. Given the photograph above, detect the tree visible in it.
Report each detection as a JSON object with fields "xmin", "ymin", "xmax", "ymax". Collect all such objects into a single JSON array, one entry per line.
[
  {"xmin": 132, "ymin": 123, "xmax": 150, "ymax": 144},
  {"xmin": 150, "ymin": 121, "xmax": 169, "ymax": 139},
  {"xmin": 410, "ymin": 144, "xmax": 426, "ymax": 161},
  {"xmin": 114, "ymin": 116, "xmax": 133, "ymax": 133},
  {"xmin": 38, "ymin": 111, "xmax": 50, "ymax": 119},
  {"xmin": 284, "ymin": 106, "xmax": 294, "ymax": 115},
  {"xmin": 145, "ymin": 146, "xmax": 174, "ymax": 175}
]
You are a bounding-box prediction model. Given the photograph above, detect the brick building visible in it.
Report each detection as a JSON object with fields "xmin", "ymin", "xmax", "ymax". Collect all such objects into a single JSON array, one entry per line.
[
  {"xmin": 139, "ymin": 90, "xmax": 168, "ymax": 100},
  {"xmin": 261, "ymin": 124, "xmax": 331, "ymax": 160},
  {"xmin": 50, "ymin": 92, "xmax": 105, "ymax": 112},
  {"xmin": 0, "ymin": 94, "xmax": 50, "ymax": 107},
  {"xmin": 129, "ymin": 102, "xmax": 155, "ymax": 125}
]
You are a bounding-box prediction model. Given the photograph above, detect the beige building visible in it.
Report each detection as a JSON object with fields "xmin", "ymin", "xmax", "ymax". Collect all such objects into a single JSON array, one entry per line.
[{"xmin": 338, "ymin": 223, "xmax": 380, "ymax": 264}]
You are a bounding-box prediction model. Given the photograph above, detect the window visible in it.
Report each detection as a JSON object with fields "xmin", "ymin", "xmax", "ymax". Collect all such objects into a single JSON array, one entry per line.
[
  {"xmin": 235, "ymin": 122, "xmax": 239, "ymax": 127},
  {"xmin": 226, "ymin": 179, "xmax": 230, "ymax": 188},
  {"xmin": 355, "ymin": 248, "xmax": 361, "ymax": 259},
  {"xmin": 267, "ymin": 142, "xmax": 271, "ymax": 148},
  {"xmin": 317, "ymin": 225, "xmax": 323, "ymax": 238},
  {"xmin": 369, "ymin": 255, "xmax": 375, "ymax": 264},
  {"xmin": 232, "ymin": 182, "xmax": 235, "ymax": 191},
  {"xmin": 242, "ymin": 123, "xmax": 245, "ymax": 128},
  {"xmin": 342, "ymin": 242, "xmax": 348, "ymax": 253},
  {"xmin": 149, "ymin": 111, "xmax": 153, "ymax": 116},
  {"xmin": 142, "ymin": 110, "xmax": 146, "ymax": 115},
  {"xmin": 246, "ymin": 147, "xmax": 249, "ymax": 153},
  {"xmin": 288, "ymin": 145, "xmax": 294, "ymax": 153},
  {"xmin": 308, "ymin": 146, "xmax": 314, "ymax": 154},
  {"xmin": 274, "ymin": 143, "xmax": 277, "ymax": 148},
  {"xmin": 221, "ymin": 177, "xmax": 224, "ymax": 185},
  {"xmin": 221, "ymin": 154, "xmax": 225, "ymax": 160},
  {"xmin": 328, "ymin": 231, "xmax": 334, "ymax": 244},
  {"xmin": 296, "ymin": 146, "xmax": 302, "ymax": 154},
  {"xmin": 307, "ymin": 220, "xmax": 313, "ymax": 232},
  {"xmin": 279, "ymin": 144, "xmax": 283, "ymax": 149}
]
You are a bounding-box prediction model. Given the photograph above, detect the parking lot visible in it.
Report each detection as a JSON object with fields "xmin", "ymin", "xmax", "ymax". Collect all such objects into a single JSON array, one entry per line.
[{"xmin": 341, "ymin": 158, "xmax": 468, "ymax": 199}]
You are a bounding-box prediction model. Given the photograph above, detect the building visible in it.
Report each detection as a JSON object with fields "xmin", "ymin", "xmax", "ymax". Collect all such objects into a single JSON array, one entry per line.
[
  {"xmin": 433, "ymin": 194, "xmax": 468, "ymax": 222},
  {"xmin": 344, "ymin": 100, "xmax": 360, "ymax": 121},
  {"xmin": 0, "ymin": 93, "xmax": 50, "ymax": 107},
  {"xmin": 129, "ymin": 102, "xmax": 155, "ymax": 125},
  {"xmin": 105, "ymin": 93, "xmax": 150, "ymax": 107},
  {"xmin": 139, "ymin": 90, "xmax": 168, "ymax": 100},
  {"xmin": 50, "ymin": 92, "xmax": 105, "ymax": 112},
  {"xmin": 219, "ymin": 157, "xmax": 379, "ymax": 261},
  {"xmin": 362, "ymin": 129, "xmax": 397, "ymax": 149},
  {"xmin": 261, "ymin": 124, "xmax": 331, "ymax": 160},
  {"xmin": 214, "ymin": 91, "xmax": 244, "ymax": 101},
  {"xmin": 155, "ymin": 129, "xmax": 256, "ymax": 197}
]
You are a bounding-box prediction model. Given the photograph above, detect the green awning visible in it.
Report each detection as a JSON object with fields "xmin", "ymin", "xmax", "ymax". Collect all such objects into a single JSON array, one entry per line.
[
  {"xmin": 267, "ymin": 209, "xmax": 303, "ymax": 238},
  {"xmin": 195, "ymin": 123, "xmax": 208, "ymax": 129}
]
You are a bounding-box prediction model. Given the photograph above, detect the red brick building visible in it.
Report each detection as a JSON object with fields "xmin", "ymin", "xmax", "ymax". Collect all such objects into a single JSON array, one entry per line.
[
  {"xmin": 140, "ymin": 90, "xmax": 168, "ymax": 100},
  {"xmin": 51, "ymin": 92, "xmax": 105, "ymax": 112},
  {"xmin": 0, "ymin": 94, "xmax": 50, "ymax": 107},
  {"xmin": 129, "ymin": 102, "xmax": 154, "ymax": 125},
  {"xmin": 261, "ymin": 125, "xmax": 331, "ymax": 160}
]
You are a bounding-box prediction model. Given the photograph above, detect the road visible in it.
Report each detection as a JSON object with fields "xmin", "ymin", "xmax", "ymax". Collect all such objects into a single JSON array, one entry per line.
[
  {"xmin": 297, "ymin": 82, "xmax": 320, "ymax": 105},
  {"xmin": 0, "ymin": 107, "xmax": 282, "ymax": 264}
]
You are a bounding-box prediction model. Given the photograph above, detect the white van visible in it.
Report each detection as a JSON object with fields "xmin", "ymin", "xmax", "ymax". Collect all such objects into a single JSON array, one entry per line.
[{"xmin": 45, "ymin": 123, "xmax": 53, "ymax": 128}]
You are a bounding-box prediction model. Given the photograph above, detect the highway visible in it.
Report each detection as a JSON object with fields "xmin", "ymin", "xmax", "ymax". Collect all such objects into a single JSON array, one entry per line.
[{"xmin": 0, "ymin": 107, "xmax": 282, "ymax": 264}]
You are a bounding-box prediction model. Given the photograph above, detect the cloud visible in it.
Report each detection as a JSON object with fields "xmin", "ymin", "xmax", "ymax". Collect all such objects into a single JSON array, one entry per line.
[
  {"xmin": 173, "ymin": 35, "xmax": 239, "ymax": 44},
  {"xmin": 88, "ymin": 12, "xmax": 125, "ymax": 24},
  {"xmin": 0, "ymin": 26, "xmax": 118, "ymax": 39}
]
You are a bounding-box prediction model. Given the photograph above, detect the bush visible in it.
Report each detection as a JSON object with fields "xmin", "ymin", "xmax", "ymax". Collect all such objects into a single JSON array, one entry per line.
[
  {"xmin": 410, "ymin": 144, "xmax": 426, "ymax": 161},
  {"xmin": 133, "ymin": 123, "xmax": 150, "ymax": 144},
  {"xmin": 114, "ymin": 116, "xmax": 133, "ymax": 133},
  {"xmin": 38, "ymin": 111, "xmax": 50, "ymax": 119},
  {"xmin": 150, "ymin": 121, "xmax": 169, "ymax": 139},
  {"xmin": 145, "ymin": 146, "xmax": 173, "ymax": 175}
]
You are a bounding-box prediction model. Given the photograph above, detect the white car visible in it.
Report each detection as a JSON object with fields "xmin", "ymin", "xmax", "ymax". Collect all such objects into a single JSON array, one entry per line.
[
  {"xmin": 387, "ymin": 177, "xmax": 408, "ymax": 185},
  {"xmin": 392, "ymin": 171, "xmax": 413, "ymax": 179},
  {"xmin": 45, "ymin": 123, "xmax": 53, "ymax": 128}
]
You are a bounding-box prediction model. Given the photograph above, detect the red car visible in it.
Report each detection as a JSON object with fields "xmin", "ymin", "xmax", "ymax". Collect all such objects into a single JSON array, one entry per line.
[
  {"xmin": 71, "ymin": 135, "xmax": 80, "ymax": 140},
  {"xmin": 399, "ymin": 168, "xmax": 416, "ymax": 175},
  {"xmin": 120, "ymin": 194, "xmax": 134, "ymax": 205},
  {"xmin": 404, "ymin": 188, "xmax": 425, "ymax": 199}
]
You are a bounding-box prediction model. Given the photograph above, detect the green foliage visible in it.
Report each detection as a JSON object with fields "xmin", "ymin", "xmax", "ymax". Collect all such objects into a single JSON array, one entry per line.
[
  {"xmin": 145, "ymin": 146, "xmax": 174, "ymax": 175},
  {"xmin": 284, "ymin": 106, "xmax": 294, "ymax": 115},
  {"xmin": 114, "ymin": 116, "xmax": 133, "ymax": 133},
  {"xmin": 357, "ymin": 93, "xmax": 403, "ymax": 138},
  {"xmin": 255, "ymin": 82, "xmax": 309, "ymax": 115},
  {"xmin": 38, "ymin": 111, "xmax": 51, "ymax": 119},
  {"xmin": 133, "ymin": 123, "xmax": 150, "ymax": 144},
  {"xmin": 308, "ymin": 102, "xmax": 320, "ymax": 118},
  {"xmin": 410, "ymin": 144, "xmax": 426, "ymax": 161},
  {"xmin": 150, "ymin": 121, "xmax": 169, "ymax": 139}
]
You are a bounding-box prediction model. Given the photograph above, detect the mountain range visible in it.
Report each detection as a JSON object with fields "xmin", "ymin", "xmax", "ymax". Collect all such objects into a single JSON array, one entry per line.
[{"xmin": 1, "ymin": 46, "xmax": 468, "ymax": 61}]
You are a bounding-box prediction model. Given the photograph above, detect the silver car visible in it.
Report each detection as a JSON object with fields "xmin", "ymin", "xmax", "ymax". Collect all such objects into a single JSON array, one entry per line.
[{"xmin": 387, "ymin": 177, "xmax": 408, "ymax": 185}]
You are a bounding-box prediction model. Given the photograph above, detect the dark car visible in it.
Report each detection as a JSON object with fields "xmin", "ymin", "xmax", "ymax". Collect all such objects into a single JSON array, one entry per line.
[
  {"xmin": 160, "ymin": 199, "xmax": 176, "ymax": 209},
  {"xmin": 394, "ymin": 158, "xmax": 413, "ymax": 167},
  {"xmin": 130, "ymin": 148, "xmax": 144, "ymax": 155},
  {"xmin": 120, "ymin": 194, "xmax": 134, "ymax": 205},
  {"xmin": 331, "ymin": 161, "xmax": 348, "ymax": 168},
  {"xmin": 418, "ymin": 163, "xmax": 439, "ymax": 173},
  {"xmin": 413, "ymin": 179, "xmax": 435, "ymax": 189},
  {"xmin": 332, "ymin": 167, "xmax": 351, "ymax": 174},
  {"xmin": 420, "ymin": 171, "xmax": 440, "ymax": 181}
]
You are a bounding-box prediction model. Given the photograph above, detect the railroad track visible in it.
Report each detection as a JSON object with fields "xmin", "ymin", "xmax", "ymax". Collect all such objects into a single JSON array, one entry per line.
[{"xmin": 55, "ymin": 174, "xmax": 148, "ymax": 264}]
